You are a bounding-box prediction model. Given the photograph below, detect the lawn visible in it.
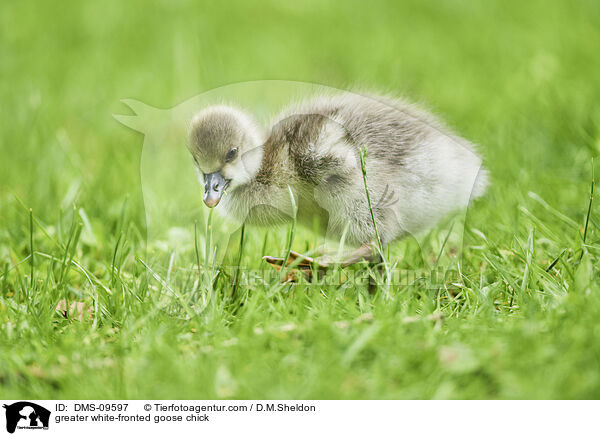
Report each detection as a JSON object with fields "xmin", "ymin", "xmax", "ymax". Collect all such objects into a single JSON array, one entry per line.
[{"xmin": 1, "ymin": 0, "xmax": 600, "ymax": 399}]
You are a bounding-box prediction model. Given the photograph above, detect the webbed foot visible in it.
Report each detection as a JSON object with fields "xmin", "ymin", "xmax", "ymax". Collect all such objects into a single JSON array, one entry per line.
[{"xmin": 263, "ymin": 250, "xmax": 328, "ymax": 281}]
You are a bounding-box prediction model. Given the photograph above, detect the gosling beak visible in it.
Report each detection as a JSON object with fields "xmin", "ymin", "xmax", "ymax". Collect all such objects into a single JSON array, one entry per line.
[{"xmin": 203, "ymin": 171, "xmax": 228, "ymax": 208}]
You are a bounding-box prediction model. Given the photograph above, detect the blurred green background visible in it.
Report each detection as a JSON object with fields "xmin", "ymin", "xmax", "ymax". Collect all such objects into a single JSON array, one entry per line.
[
  {"xmin": 2, "ymin": 0, "xmax": 599, "ymax": 222},
  {"xmin": 1, "ymin": 0, "xmax": 600, "ymax": 399}
]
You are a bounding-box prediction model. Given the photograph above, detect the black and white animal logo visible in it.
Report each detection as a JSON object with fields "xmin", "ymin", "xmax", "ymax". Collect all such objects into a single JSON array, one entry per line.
[{"xmin": 3, "ymin": 402, "xmax": 50, "ymax": 434}]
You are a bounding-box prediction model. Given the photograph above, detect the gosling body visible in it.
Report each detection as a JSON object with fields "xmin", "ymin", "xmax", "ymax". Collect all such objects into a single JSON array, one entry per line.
[{"xmin": 188, "ymin": 93, "xmax": 487, "ymax": 249}]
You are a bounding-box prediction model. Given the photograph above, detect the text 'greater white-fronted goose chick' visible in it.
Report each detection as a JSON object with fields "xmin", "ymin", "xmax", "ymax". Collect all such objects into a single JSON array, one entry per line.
[{"xmin": 187, "ymin": 93, "xmax": 488, "ymax": 272}]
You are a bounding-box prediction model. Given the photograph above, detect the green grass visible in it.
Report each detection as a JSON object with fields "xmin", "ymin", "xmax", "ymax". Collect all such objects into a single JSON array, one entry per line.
[{"xmin": 2, "ymin": 0, "xmax": 600, "ymax": 399}]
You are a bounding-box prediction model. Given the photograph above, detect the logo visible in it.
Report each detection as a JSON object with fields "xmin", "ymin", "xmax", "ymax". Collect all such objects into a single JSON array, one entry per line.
[{"xmin": 2, "ymin": 402, "xmax": 50, "ymax": 434}]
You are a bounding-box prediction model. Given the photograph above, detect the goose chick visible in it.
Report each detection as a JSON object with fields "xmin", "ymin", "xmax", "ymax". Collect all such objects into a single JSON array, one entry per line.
[{"xmin": 187, "ymin": 93, "xmax": 488, "ymax": 265}]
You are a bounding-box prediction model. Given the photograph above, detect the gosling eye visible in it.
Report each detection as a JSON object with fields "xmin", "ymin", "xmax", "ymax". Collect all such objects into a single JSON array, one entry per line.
[{"xmin": 225, "ymin": 148, "xmax": 238, "ymax": 163}]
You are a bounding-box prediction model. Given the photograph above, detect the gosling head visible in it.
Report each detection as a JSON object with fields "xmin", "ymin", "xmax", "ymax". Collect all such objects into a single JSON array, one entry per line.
[{"xmin": 188, "ymin": 105, "xmax": 264, "ymax": 207}]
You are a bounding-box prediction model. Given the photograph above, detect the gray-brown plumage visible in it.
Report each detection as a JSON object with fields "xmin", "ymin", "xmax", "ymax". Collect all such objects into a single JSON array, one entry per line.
[{"xmin": 187, "ymin": 92, "xmax": 488, "ymax": 264}]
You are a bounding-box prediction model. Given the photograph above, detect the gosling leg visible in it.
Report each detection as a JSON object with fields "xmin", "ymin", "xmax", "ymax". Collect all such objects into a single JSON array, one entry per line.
[{"xmin": 317, "ymin": 243, "xmax": 381, "ymax": 267}]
